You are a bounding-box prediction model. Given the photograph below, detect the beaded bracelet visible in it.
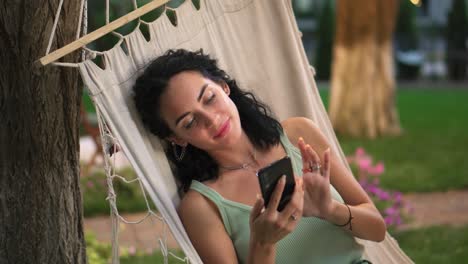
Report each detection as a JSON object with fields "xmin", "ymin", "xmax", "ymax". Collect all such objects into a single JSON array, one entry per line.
[{"xmin": 335, "ymin": 203, "xmax": 353, "ymax": 230}]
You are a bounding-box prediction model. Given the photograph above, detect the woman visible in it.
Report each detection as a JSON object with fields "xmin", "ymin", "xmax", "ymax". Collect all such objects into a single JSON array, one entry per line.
[{"xmin": 133, "ymin": 49, "xmax": 385, "ymax": 263}]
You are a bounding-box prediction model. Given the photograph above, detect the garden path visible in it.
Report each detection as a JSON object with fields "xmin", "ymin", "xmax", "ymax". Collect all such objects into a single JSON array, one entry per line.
[
  {"xmin": 84, "ymin": 190, "xmax": 468, "ymax": 252},
  {"xmin": 397, "ymin": 189, "xmax": 468, "ymax": 231}
]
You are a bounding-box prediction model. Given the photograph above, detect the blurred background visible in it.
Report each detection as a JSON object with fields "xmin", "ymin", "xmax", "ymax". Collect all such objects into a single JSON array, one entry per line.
[{"xmin": 80, "ymin": 0, "xmax": 468, "ymax": 263}]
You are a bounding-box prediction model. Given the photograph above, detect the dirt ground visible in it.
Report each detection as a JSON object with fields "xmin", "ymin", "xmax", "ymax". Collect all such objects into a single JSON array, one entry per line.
[
  {"xmin": 397, "ymin": 190, "xmax": 468, "ymax": 230},
  {"xmin": 84, "ymin": 190, "xmax": 468, "ymax": 252}
]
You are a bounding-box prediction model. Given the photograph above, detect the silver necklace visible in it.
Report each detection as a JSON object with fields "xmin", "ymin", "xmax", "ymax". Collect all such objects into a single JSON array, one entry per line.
[{"xmin": 218, "ymin": 149, "xmax": 257, "ymax": 171}]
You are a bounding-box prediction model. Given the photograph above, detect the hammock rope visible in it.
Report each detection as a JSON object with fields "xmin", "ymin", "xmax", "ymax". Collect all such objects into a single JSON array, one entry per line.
[{"xmin": 94, "ymin": 96, "xmax": 187, "ymax": 263}]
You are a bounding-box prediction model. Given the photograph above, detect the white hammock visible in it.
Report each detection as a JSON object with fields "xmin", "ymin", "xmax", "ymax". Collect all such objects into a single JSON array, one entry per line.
[{"xmin": 43, "ymin": 0, "xmax": 414, "ymax": 263}]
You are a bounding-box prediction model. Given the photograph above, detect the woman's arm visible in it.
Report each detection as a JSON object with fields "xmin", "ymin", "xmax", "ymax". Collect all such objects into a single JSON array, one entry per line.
[
  {"xmin": 178, "ymin": 191, "xmax": 239, "ymax": 264},
  {"xmin": 282, "ymin": 117, "xmax": 386, "ymax": 242}
]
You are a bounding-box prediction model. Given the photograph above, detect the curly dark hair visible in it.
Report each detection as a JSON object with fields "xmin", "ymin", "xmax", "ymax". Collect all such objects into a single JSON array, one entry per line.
[{"xmin": 133, "ymin": 49, "xmax": 282, "ymax": 193}]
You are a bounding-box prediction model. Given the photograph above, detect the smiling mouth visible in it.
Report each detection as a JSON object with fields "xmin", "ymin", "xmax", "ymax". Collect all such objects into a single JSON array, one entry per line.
[{"xmin": 214, "ymin": 118, "xmax": 230, "ymax": 138}]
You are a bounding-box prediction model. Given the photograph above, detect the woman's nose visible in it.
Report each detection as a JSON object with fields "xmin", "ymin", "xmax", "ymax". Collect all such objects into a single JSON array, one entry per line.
[{"xmin": 202, "ymin": 110, "xmax": 220, "ymax": 128}]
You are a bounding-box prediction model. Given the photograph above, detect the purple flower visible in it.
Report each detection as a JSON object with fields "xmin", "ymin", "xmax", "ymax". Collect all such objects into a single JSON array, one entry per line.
[
  {"xmin": 384, "ymin": 216, "xmax": 394, "ymax": 226},
  {"xmin": 393, "ymin": 192, "xmax": 403, "ymax": 204},
  {"xmin": 347, "ymin": 147, "xmax": 411, "ymax": 228},
  {"xmin": 376, "ymin": 190, "xmax": 391, "ymax": 201},
  {"xmin": 384, "ymin": 206, "xmax": 398, "ymax": 216},
  {"xmin": 366, "ymin": 184, "xmax": 378, "ymax": 195}
]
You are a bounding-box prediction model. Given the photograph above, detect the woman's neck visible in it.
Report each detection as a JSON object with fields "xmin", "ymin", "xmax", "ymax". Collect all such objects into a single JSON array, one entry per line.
[{"xmin": 208, "ymin": 131, "xmax": 260, "ymax": 170}]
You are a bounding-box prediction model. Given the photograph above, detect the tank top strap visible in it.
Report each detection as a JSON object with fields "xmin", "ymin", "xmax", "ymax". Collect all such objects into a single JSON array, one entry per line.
[
  {"xmin": 189, "ymin": 180, "xmax": 233, "ymax": 234},
  {"xmin": 279, "ymin": 131, "xmax": 303, "ymax": 175}
]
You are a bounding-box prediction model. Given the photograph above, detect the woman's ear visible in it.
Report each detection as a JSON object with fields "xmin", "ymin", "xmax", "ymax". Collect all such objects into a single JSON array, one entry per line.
[
  {"xmin": 166, "ymin": 135, "xmax": 188, "ymax": 147},
  {"xmin": 221, "ymin": 81, "xmax": 230, "ymax": 95}
]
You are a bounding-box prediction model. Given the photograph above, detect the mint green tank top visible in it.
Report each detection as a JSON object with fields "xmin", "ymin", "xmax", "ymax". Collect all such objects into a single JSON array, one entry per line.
[{"xmin": 190, "ymin": 132, "xmax": 363, "ymax": 263}]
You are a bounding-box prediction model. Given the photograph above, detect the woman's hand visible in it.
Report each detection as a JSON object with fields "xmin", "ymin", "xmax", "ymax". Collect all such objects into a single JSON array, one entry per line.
[
  {"xmin": 298, "ymin": 137, "xmax": 334, "ymax": 219},
  {"xmin": 249, "ymin": 175, "xmax": 304, "ymax": 246}
]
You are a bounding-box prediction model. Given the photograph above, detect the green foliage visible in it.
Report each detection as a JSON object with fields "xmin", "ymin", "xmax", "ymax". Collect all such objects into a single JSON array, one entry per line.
[
  {"xmin": 86, "ymin": 0, "xmax": 193, "ymax": 52},
  {"xmin": 446, "ymin": 0, "xmax": 468, "ymax": 80},
  {"xmin": 314, "ymin": 1, "xmax": 335, "ymax": 81},
  {"xmin": 320, "ymin": 88, "xmax": 468, "ymax": 193},
  {"xmin": 82, "ymin": 168, "xmax": 156, "ymax": 217},
  {"xmin": 393, "ymin": 225, "xmax": 468, "ymax": 263},
  {"xmin": 86, "ymin": 232, "xmax": 112, "ymax": 264}
]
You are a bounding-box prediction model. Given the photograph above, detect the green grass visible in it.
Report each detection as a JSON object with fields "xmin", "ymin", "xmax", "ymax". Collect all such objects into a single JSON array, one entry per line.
[
  {"xmin": 320, "ymin": 88, "xmax": 468, "ymax": 192},
  {"xmin": 393, "ymin": 225, "xmax": 468, "ymax": 263}
]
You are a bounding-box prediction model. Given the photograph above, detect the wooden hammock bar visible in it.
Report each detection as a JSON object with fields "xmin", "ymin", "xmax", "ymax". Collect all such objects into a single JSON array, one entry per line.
[{"xmin": 39, "ymin": 0, "xmax": 169, "ymax": 66}]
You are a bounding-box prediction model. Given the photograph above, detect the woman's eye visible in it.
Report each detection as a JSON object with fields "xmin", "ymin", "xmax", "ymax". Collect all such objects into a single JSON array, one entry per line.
[
  {"xmin": 206, "ymin": 94, "xmax": 216, "ymax": 103},
  {"xmin": 184, "ymin": 118, "xmax": 196, "ymax": 129}
]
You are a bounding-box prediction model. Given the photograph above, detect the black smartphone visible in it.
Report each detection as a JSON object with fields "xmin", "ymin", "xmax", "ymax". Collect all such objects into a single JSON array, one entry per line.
[{"xmin": 257, "ymin": 156, "xmax": 295, "ymax": 211}]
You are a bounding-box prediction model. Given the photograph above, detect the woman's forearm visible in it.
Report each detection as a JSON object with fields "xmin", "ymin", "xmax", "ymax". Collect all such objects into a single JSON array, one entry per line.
[
  {"xmin": 247, "ymin": 240, "xmax": 276, "ymax": 264},
  {"xmin": 324, "ymin": 200, "xmax": 386, "ymax": 242}
]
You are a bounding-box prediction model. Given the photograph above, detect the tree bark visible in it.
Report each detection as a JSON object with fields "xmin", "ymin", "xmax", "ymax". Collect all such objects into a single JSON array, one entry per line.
[
  {"xmin": 0, "ymin": 1, "xmax": 86, "ymax": 263},
  {"xmin": 330, "ymin": 0, "xmax": 401, "ymax": 138}
]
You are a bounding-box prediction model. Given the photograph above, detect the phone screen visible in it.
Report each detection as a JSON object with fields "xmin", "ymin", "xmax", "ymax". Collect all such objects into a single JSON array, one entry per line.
[{"xmin": 256, "ymin": 156, "xmax": 295, "ymax": 211}]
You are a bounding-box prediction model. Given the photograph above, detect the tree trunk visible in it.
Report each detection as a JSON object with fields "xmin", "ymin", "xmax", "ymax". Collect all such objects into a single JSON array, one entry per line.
[
  {"xmin": 330, "ymin": 0, "xmax": 401, "ymax": 138},
  {"xmin": 0, "ymin": 1, "xmax": 86, "ymax": 263}
]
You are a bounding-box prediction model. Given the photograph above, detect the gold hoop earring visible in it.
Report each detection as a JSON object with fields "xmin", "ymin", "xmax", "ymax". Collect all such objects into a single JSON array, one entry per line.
[{"xmin": 171, "ymin": 142, "xmax": 186, "ymax": 162}]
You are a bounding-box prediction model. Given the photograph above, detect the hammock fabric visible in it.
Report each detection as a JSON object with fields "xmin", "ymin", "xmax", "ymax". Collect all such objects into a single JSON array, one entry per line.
[{"xmin": 78, "ymin": 0, "xmax": 413, "ymax": 263}]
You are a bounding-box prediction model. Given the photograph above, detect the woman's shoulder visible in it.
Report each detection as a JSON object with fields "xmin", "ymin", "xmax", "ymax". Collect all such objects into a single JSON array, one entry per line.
[
  {"xmin": 178, "ymin": 189, "xmax": 223, "ymax": 226},
  {"xmin": 178, "ymin": 190, "xmax": 239, "ymax": 261},
  {"xmin": 281, "ymin": 117, "xmax": 322, "ymax": 146},
  {"xmin": 179, "ymin": 189, "xmax": 212, "ymax": 214}
]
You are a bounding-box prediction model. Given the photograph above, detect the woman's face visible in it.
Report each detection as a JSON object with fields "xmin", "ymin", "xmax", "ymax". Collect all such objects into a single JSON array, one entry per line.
[{"xmin": 159, "ymin": 71, "xmax": 242, "ymax": 151}]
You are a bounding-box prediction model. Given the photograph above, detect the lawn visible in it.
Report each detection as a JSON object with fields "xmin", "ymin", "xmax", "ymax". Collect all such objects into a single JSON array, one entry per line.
[
  {"xmin": 319, "ymin": 87, "xmax": 468, "ymax": 193},
  {"xmin": 393, "ymin": 225, "xmax": 468, "ymax": 263}
]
